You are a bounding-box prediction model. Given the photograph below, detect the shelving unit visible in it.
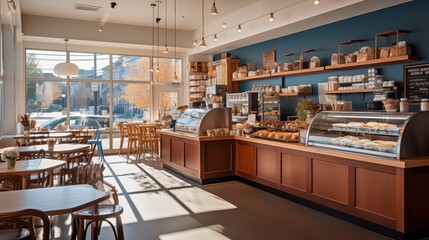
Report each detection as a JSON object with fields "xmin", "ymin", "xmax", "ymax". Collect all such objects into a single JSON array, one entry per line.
[
  {"xmin": 278, "ymin": 92, "xmax": 311, "ymax": 97},
  {"xmin": 208, "ymin": 58, "xmax": 240, "ymax": 93},
  {"xmin": 188, "ymin": 61, "xmax": 209, "ymax": 104},
  {"xmin": 325, "ymin": 55, "xmax": 419, "ymax": 70},
  {"xmin": 232, "ymin": 67, "xmax": 327, "ymax": 82},
  {"xmin": 324, "ymin": 88, "xmax": 374, "ymax": 94}
]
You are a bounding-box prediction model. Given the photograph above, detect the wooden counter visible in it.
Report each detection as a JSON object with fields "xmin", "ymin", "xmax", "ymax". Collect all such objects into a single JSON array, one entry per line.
[
  {"xmin": 160, "ymin": 130, "xmax": 235, "ymax": 183},
  {"xmin": 159, "ymin": 130, "xmax": 429, "ymax": 234}
]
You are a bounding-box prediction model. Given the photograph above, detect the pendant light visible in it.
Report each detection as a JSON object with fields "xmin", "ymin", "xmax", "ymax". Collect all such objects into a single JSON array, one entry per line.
[
  {"xmin": 163, "ymin": 0, "xmax": 169, "ymax": 54},
  {"xmin": 210, "ymin": 0, "xmax": 218, "ymax": 15},
  {"xmin": 200, "ymin": 0, "xmax": 207, "ymax": 48},
  {"xmin": 173, "ymin": 0, "xmax": 179, "ymax": 82},
  {"xmin": 214, "ymin": 34, "xmax": 218, "ymax": 41},
  {"xmin": 269, "ymin": 13, "xmax": 274, "ymax": 22},
  {"xmin": 150, "ymin": 3, "xmax": 156, "ymax": 72},
  {"xmin": 54, "ymin": 39, "xmax": 79, "ymax": 76},
  {"xmin": 237, "ymin": 25, "xmax": 242, "ymax": 32}
]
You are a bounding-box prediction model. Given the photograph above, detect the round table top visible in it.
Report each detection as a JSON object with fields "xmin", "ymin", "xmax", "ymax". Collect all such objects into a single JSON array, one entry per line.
[{"xmin": 0, "ymin": 158, "xmax": 65, "ymax": 176}]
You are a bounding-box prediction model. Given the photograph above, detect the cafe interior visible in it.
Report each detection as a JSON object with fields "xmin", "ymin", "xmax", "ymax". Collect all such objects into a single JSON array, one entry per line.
[{"xmin": 1, "ymin": 0, "xmax": 429, "ymax": 239}]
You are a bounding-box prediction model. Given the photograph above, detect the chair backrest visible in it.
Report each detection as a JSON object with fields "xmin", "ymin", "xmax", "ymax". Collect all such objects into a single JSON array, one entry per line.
[
  {"xmin": 0, "ymin": 209, "xmax": 50, "ymax": 240},
  {"xmin": 139, "ymin": 125, "xmax": 158, "ymax": 142},
  {"xmin": 0, "ymin": 174, "xmax": 23, "ymax": 190},
  {"xmin": 127, "ymin": 123, "xmax": 140, "ymax": 140},
  {"xmin": 91, "ymin": 177, "xmax": 119, "ymax": 205},
  {"xmin": 69, "ymin": 163, "xmax": 105, "ymax": 185},
  {"xmin": 65, "ymin": 153, "xmax": 92, "ymax": 169},
  {"xmin": 19, "ymin": 149, "xmax": 46, "ymax": 160},
  {"xmin": 92, "ymin": 128, "xmax": 101, "ymax": 141},
  {"xmin": 119, "ymin": 121, "xmax": 127, "ymax": 137}
]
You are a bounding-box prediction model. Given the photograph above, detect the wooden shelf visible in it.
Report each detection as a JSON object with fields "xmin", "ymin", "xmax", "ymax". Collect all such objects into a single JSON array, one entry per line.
[
  {"xmin": 189, "ymin": 91, "xmax": 205, "ymax": 93},
  {"xmin": 190, "ymin": 97, "xmax": 204, "ymax": 100},
  {"xmin": 375, "ymin": 30, "xmax": 409, "ymax": 38},
  {"xmin": 324, "ymin": 88, "xmax": 374, "ymax": 94},
  {"xmin": 189, "ymin": 78, "xmax": 208, "ymax": 81},
  {"xmin": 279, "ymin": 92, "xmax": 311, "ymax": 97},
  {"xmin": 271, "ymin": 67, "xmax": 327, "ymax": 77},
  {"xmin": 189, "ymin": 85, "xmax": 205, "ymax": 87},
  {"xmin": 232, "ymin": 74, "xmax": 271, "ymax": 82},
  {"xmin": 325, "ymin": 55, "xmax": 420, "ymax": 70},
  {"xmin": 190, "ymin": 72, "xmax": 208, "ymax": 74}
]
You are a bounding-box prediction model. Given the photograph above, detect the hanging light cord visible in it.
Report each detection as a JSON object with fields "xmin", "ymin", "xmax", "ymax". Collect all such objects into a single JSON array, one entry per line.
[
  {"xmin": 174, "ymin": 0, "xmax": 178, "ymax": 80},
  {"xmin": 164, "ymin": 0, "xmax": 168, "ymax": 51},
  {"xmin": 156, "ymin": 1, "xmax": 161, "ymax": 76},
  {"xmin": 151, "ymin": 4, "xmax": 156, "ymax": 71},
  {"xmin": 202, "ymin": 0, "xmax": 204, "ymax": 40}
]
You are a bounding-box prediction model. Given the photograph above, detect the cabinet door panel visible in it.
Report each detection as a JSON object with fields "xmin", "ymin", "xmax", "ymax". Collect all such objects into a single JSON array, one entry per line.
[
  {"xmin": 312, "ymin": 159, "xmax": 349, "ymax": 204},
  {"xmin": 236, "ymin": 142, "xmax": 254, "ymax": 176},
  {"xmin": 256, "ymin": 147, "xmax": 280, "ymax": 184},
  {"xmin": 205, "ymin": 141, "xmax": 233, "ymax": 173},
  {"xmin": 171, "ymin": 139, "xmax": 184, "ymax": 166},
  {"xmin": 356, "ymin": 168, "xmax": 396, "ymax": 219},
  {"xmin": 184, "ymin": 142, "xmax": 199, "ymax": 171},
  {"xmin": 281, "ymin": 153, "xmax": 308, "ymax": 192},
  {"xmin": 160, "ymin": 136, "xmax": 171, "ymax": 162}
]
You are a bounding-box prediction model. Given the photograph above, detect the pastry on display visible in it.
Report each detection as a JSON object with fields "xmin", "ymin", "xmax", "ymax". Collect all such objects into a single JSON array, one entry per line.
[{"xmin": 253, "ymin": 130, "xmax": 300, "ymax": 142}]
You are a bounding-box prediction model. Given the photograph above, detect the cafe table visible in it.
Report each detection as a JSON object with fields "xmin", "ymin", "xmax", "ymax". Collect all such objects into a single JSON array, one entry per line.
[
  {"xmin": 0, "ymin": 158, "xmax": 65, "ymax": 189},
  {"xmin": 0, "ymin": 185, "xmax": 109, "ymax": 216},
  {"xmin": 13, "ymin": 144, "xmax": 91, "ymax": 159},
  {"xmin": 14, "ymin": 132, "xmax": 73, "ymax": 146}
]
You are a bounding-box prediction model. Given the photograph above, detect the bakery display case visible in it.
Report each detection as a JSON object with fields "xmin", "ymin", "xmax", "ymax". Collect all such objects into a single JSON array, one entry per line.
[
  {"xmin": 306, "ymin": 111, "xmax": 429, "ymax": 159},
  {"xmin": 259, "ymin": 95, "xmax": 280, "ymax": 121},
  {"xmin": 174, "ymin": 108, "xmax": 232, "ymax": 136}
]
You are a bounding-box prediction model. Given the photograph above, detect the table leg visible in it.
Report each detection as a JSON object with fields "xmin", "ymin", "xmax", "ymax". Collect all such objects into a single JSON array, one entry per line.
[
  {"xmin": 22, "ymin": 176, "xmax": 28, "ymax": 190},
  {"xmin": 48, "ymin": 170, "xmax": 54, "ymax": 187}
]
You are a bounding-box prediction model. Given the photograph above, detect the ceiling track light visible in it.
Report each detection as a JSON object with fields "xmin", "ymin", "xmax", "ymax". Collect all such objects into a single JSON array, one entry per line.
[
  {"xmin": 214, "ymin": 34, "xmax": 218, "ymax": 41},
  {"xmin": 269, "ymin": 13, "xmax": 274, "ymax": 22},
  {"xmin": 98, "ymin": 26, "xmax": 103, "ymax": 32},
  {"xmin": 222, "ymin": 22, "xmax": 226, "ymax": 28},
  {"xmin": 314, "ymin": 0, "xmax": 320, "ymax": 5},
  {"xmin": 193, "ymin": 40, "xmax": 197, "ymax": 46},
  {"xmin": 173, "ymin": 0, "xmax": 178, "ymax": 82},
  {"xmin": 211, "ymin": 0, "xmax": 218, "ymax": 15},
  {"xmin": 237, "ymin": 25, "xmax": 242, "ymax": 33}
]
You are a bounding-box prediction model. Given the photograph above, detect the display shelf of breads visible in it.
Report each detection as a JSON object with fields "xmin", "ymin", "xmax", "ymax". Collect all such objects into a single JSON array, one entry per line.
[
  {"xmin": 255, "ymin": 119, "xmax": 308, "ymax": 131},
  {"xmin": 253, "ymin": 130, "xmax": 300, "ymax": 142},
  {"xmin": 328, "ymin": 135, "xmax": 397, "ymax": 154},
  {"xmin": 330, "ymin": 121, "xmax": 401, "ymax": 136}
]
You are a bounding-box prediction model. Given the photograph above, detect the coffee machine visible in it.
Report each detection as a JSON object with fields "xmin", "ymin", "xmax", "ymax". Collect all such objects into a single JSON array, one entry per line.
[{"xmin": 205, "ymin": 85, "xmax": 227, "ymax": 107}]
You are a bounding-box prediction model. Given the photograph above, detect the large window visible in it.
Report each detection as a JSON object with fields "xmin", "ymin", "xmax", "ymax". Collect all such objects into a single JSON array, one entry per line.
[{"xmin": 25, "ymin": 49, "xmax": 182, "ymax": 151}]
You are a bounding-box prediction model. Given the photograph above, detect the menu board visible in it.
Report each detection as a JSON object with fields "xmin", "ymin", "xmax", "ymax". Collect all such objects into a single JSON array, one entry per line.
[
  {"xmin": 404, "ymin": 63, "xmax": 429, "ymax": 103},
  {"xmin": 263, "ymin": 50, "xmax": 275, "ymax": 69}
]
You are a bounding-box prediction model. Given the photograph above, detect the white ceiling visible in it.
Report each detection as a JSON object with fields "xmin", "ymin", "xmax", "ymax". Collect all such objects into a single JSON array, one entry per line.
[
  {"xmin": 16, "ymin": 0, "xmax": 412, "ymax": 55},
  {"xmin": 20, "ymin": 0, "xmax": 264, "ymax": 31}
]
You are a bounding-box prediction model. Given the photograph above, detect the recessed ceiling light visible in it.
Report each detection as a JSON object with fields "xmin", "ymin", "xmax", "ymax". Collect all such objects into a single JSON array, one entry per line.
[{"xmin": 314, "ymin": 0, "xmax": 320, "ymax": 5}]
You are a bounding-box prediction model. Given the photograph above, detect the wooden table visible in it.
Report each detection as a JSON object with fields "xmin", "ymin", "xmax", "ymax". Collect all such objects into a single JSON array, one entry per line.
[
  {"xmin": 14, "ymin": 144, "xmax": 91, "ymax": 159},
  {"xmin": 13, "ymin": 132, "xmax": 73, "ymax": 140},
  {"xmin": 0, "ymin": 158, "xmax": 66, "ymax": 189},
  {"xmin": 0, "ymin": 185, "xmax": 109, "ymax": 215}
]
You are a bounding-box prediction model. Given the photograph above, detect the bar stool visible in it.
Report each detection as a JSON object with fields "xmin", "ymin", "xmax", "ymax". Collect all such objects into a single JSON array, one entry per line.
[
  {"xmin": 88, "ymin": 128, "xmax": 105, "ymax": 162},
  {"xmin": 125, "ymin": 123, "xmax": 140, "ymax": 163}
]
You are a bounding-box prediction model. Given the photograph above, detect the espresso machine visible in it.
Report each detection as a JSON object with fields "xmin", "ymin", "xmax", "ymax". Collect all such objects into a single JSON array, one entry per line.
[{"xmin": 205, "ymin": 85, "xmax": 227, "ymax": 107}]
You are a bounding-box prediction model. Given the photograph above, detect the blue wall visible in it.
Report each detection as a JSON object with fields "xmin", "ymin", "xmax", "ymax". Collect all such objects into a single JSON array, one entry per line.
[{"xmin": 216, "ymin": 0, "xmax": 429, "ymax": 117}]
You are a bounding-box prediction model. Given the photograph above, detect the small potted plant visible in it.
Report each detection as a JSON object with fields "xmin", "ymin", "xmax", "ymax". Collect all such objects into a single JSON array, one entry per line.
[
  {"xmin": 1, "ymin": 148, "xmax": 20, "ymax": 168},
  {"xmin": 295, "ymin": 99, "xmax": 320, "ymax": 121}
]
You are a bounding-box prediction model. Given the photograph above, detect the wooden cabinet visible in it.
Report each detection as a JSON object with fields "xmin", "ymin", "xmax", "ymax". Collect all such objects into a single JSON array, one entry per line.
[
  {"xmin": 160, "ymin": 132, "xmax": 234, "ymax": 183},
  {"xmin": 255, "ymin": 146, "xmax": 280, "ymax": 188},
  {"xmin": 208, "ymin": 58, "xmax": 240, "ymax": 93},
  {"xmin": 280, "ymin": 153, "xmax": 309, "ymax": 194},
  {"xmin": 236, "ymin": 141, "xmax": 255, "ymax": 179}
]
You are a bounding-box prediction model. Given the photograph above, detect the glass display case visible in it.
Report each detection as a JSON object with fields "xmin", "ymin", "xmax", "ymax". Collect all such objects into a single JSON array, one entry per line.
[
  {"xmin": 259, "ymin": 95, "xmax": 280, "ymax": 121},
  {"xmin": 306, "ymin": 111, "xmax": 429, "ymax": 159},
  {"xmin": 174, "ymin": 108, "xmax": 232, "ymax": 136}
]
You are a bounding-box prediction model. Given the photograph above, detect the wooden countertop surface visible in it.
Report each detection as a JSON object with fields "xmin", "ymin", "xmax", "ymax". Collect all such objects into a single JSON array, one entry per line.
[{"xmin": 159, "ymin": 131, "xmax": 429, "ymax": 169}]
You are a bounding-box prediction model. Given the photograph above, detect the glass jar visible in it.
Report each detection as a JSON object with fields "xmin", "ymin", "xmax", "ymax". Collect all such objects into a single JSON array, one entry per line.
[
  {"xmin": 400, "ymin": 98, "xmax": 409, "ymax": 112},
  {"xmin": 328, "ymin": 77, "xmax": 339, "ymax": 91},
  {"xmin": 421, "ymin": 98, "xmax": 429, "ymax": 111}
]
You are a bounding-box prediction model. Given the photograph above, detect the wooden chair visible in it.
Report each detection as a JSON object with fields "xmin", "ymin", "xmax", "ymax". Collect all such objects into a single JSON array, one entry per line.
[
  {"xmin": 118, "ymin": 122, "xmax": 128, "ymax": 155},
  {"xmin": 137, "ymin": 125, "xmax": 159, "ymax": 160},
  {"xmin": 23, "ymin": 149, "xmax": 51, "ymax": 189},
  {"xmin": 0, "ymin": 209, "xmax": 50, "ymax": 240},
  {"xmin": 71, "ymin": 177, "xmax": 124, "ymax": 240},
  {"xmin": 0, "ymin": 174, "xmax": 23, "ymax": 190},
  {"xmin": 125, "ymin": 123, "xmax": 140, "ymax": 163},
  {"xmin": 59, "ymin": 152, "xmax": 93, "ymax": 185}
]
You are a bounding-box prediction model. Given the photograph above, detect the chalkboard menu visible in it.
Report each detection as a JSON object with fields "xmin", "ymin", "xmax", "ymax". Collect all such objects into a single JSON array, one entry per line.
[{"xmin": 404, "ymin": 63, "xmax": 429, "ymax": 103}]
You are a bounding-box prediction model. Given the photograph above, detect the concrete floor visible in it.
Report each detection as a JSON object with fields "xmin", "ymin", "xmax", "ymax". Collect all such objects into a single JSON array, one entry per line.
[{"xmin": 50, "ymin": 154, "xmax": 392, "ymax": 240}]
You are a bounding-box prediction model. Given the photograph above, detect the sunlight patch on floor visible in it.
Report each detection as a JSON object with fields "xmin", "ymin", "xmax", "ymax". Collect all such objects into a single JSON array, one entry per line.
[
  {"xmin": 108, "ymin": 162, "xmax": 142, "ymax": 176},
  {"xmin": 114, "ymin": 195, "xmax": 139, "ymax": 225},
  {"xmin": 170, "ymin": 187, "xmax": 237, "ymax": 214},
  {"xmin": 159, "ymin": 224, "xmax": 230, "ymax": 240},
  {"xmin": 116, "ymin": 173, "xmax": 162, "ymax": 193},
  {"xmin": 137, "ymin": 165, "xmax": 192, "ymax": 189},
  {"xmin": 129, "ymin": 191, "xmax": 190, "ymax": 221}
]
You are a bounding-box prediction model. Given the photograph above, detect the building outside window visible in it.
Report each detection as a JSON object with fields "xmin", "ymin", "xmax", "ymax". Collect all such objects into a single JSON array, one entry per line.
[{"xmin": 25, "ymin": 49, "xmax": 182, "ymax": 151}]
